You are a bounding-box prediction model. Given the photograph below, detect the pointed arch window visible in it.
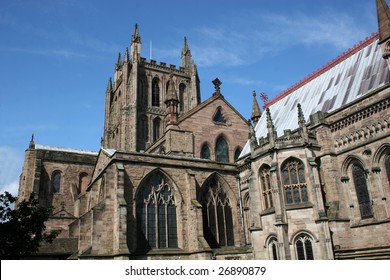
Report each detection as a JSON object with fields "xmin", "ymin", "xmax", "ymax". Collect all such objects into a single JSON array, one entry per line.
[
  {"xmin": 152, "ymin": 78, "xmax": 160, "ymax": 107},
  {"xmin": 179, "ymin": 83, "xmax": 186, "ymax": 112},
  {"xmin": 268, "ymin": 237, "xmax": 279, "ymax": 260},
  {"xmin": 215, "ymin": 136, "xmax": 229, "ymax": 162},
  {"xmin": 295, "ymin": 234, "xmax": 314, "ymax": 260},
  {"xmin": 136, "ymin": 173, "xmax": 178, "ymax": 250},
  {"xmin": 51, "ymin": 171, "xmax": 61, "ymax": 193},
  {"xmin": 200, "ymin": 176, "xmax": 234, "ymax": 248},
  {"xmin": 385, "ymin": 155, "xmax": 390, "ymax": 185},
  {"xmin": 201, "ymin": 143, "xmax": 211, "ymax": 159},
  {"xmin": 281, "ymin": 159, "xmax": 308, "ymax": 204},
  {"xmin": 260, "ymin": 165, "xmax": 273, "ymax": 209},
  {"xmin": 153, "ymin": 117, "xmax": 161, "ymax": 142},
  {"xmin": 352, "ymin": 164, "xmax": 373, "ymax": 219}
]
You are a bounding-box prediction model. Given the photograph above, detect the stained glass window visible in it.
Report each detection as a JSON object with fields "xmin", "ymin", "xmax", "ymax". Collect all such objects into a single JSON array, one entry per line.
[
  {"xmin": 281, "ymin": 159, "xmax": 308, "ymax": 204},
  {"xmin": 136, "ymin": 173, "xmax": 178, "ymax": 250},
  {"xmin": 215, "ymin": 136, "xmax": 229, "ymax": 162},
  {"xmin": 260, "ymin": 166, "xmax": 273, "ymax": 209},
  {"xmin": 295, "ymin": 234, "xmax": 314, "ymax": 260},
  {"xmin": 200, "ymin": 177, "xmax": 234, "ymax": 248},
  {"xmin": 352, "ymin": 164, "xmax": 373, "ymax": 219},
  {"xmin": 201, "ymin": 144, "xmax": 211, "ymax": 160}
]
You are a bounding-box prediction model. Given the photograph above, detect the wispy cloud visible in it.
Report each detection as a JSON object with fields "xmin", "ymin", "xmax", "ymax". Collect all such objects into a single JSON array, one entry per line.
[
  {"xmin": 1, "ymin": 46, "xmax": 88, "ymax": 59},
  {"xmin": 185, "ymin": 6, "xmax": 374, "ymax": 68}
]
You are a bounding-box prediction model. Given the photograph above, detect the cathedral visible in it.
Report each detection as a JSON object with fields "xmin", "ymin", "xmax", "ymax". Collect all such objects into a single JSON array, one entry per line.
[{"xmin": 17, "ymin": 0, "xmax": 390, "ymax": 260}]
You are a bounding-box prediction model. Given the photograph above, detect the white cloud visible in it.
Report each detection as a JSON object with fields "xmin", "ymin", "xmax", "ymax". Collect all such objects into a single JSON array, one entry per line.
[
  {"xmin": 185, "ymin": 6, "xmax": 374, "ymax": 68},
  {"xmin": 0, "ymin": 147, "xmax": 23, "ymax": 197}
]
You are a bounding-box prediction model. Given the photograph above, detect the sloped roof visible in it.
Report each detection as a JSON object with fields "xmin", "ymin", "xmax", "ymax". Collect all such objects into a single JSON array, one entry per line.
[{"xmin": 241, "ymin": 33, "xmax": 390, "ymax": 156}]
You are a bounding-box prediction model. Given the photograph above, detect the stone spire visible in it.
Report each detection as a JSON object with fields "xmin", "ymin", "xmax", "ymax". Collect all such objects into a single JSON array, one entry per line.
[
  {"xmin": 297, "ymin": 103, "xmax": 308, "ymax": 141},
  {"xmin": 124, "ymin": 47, "xmax": 129, "ymax": 62},
  {"xmin": 130, "ymin": 24, "xmax": 141, "ymax": 63},
  {"xmin": 266, "ymin": 108, "xmax": 276, "ymax": 146},
  {"xmin": 377, "ymin": 0, "xmax": 390, "ymax": 43},
  {"xmin": 116, "ymin": 52, "xmax": 122, "ymax": 69},
  {"xmin": 106, "ymin": 77, "xmax": 113, "ymax": 92},
  {"xmin": 251, "ymin": 91, "xmax": 262, "ymax": 126},
  {"xmin": 131, "ymin": 24, "xmax": 141, "ymax": 44},
  {"xmin": 181, "ymin": 36, "xmax": 191, "ymax": 66}
]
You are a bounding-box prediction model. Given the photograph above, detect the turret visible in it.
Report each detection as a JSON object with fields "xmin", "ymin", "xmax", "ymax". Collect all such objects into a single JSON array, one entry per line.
[
  {"xmin": 131, "ymin": 24, "xmax": 141, "ymax": 63},
  {"xmin": 181, "ymin": 37, "xmax": 192, "ymax": 69}
]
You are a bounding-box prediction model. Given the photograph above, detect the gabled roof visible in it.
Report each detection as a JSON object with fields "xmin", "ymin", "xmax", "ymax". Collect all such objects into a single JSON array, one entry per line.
[
  {"xmin": 241, "ymin": 33, "xmax": 390, "ymax": 156},
  {"xmin": 177, "ymin": 92, "xmax": 248, "ymax": 125}
]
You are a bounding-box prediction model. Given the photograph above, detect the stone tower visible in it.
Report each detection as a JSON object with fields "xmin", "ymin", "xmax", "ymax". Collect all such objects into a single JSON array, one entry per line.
[{"xmin": 103, "ymin": 24, "xmax": 201, "ymax": 152}]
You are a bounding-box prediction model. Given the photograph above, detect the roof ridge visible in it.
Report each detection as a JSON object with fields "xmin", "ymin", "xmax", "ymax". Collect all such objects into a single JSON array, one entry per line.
[{"xmin": 264, "ymin": 32, "xmax": 379, "ymax": 108}]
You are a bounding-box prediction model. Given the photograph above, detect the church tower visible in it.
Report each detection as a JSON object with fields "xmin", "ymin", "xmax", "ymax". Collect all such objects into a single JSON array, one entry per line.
[
  {"xmin": 103, "ymin": 25, "xmax": 201, "ymax": 152},
  {"xmin": 377, "ymin": 0, "xmax": 390, "ymax": 68}
]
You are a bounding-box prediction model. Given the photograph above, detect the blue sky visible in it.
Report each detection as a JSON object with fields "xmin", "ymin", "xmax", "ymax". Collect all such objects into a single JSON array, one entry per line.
[{"xmin": 0, "ymin": 0, "xmax": 380, "ymax": 195}]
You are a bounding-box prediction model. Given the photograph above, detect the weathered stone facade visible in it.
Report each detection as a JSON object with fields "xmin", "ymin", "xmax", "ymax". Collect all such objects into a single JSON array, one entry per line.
[{"xmin": 17, "ymin": 0, "xmax": 390, "ymax": 259}]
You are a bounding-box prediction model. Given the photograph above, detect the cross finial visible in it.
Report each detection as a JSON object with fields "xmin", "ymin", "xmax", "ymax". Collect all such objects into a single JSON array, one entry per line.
[{"xmin": 212, "ymin": 78, "xmax": 222, "ymax": 96}]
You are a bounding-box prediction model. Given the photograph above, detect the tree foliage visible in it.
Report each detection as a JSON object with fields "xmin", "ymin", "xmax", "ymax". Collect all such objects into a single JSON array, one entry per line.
[{"xmin": 0, "ymin": 191, "xmax": 59, "ymax": 259}]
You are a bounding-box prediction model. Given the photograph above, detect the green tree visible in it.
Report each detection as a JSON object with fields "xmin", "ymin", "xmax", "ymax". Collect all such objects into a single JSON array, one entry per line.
[{"xmin": 0, "ymin": 191, "xmax": 59, "ymax": 259}]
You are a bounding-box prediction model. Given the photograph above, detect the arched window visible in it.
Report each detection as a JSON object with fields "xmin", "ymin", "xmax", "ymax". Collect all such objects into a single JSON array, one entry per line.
[
  {"xmin": 352, "ymin": 164, "xmax": 373, "ymax": 219},
  {"xmin": 295, "ymin": 234, "xmax": 314, "ymax": 260},
  {"xmin": 385, "ymin": 155, "xmax": 390, "ymax": 185},
  {"xmin": 200, "ymin": 176, "xmax": 234, "ymax": 248},
  {"xmin": 79, "ymin": 172, "xmax": 89, "ymax": 194},
  {"xmin": 260, "ymin": 165, "xmax": 273, "ymax": 209},
  {"xmin": 268, "ymin": 237, "xmax": 279, "ymax": 260},
  {"xmin": 136, "ymin": 173, "xmax": 178, "ymax": 250},
  {"xmin": 201, "ymin": 143, "xmax": 211, "ymax": 159},
  {"xmin": 215, "ymin": 136, "xmax": 229, "ymax": 162},
  {"xmin": 234, "ymin": 147, "xmax": 242, "ymax": 161},
  {"xmin": 153, "ymin": 117, "xmax": 161, "ymax": 142},
  {"xmin": 281, "ymin": 159, "xmax": 308, "ymax": 204},
  {"xmin": 179, "ymin": 83, "xmax": 186, "ymax": 112},
  {"xmin": 152, "ymin": 78, "xmax": 160, "ymax": 107},
  {"xmin": 51, "ymin": 171, "xmax": 61, "ymax": 193}
]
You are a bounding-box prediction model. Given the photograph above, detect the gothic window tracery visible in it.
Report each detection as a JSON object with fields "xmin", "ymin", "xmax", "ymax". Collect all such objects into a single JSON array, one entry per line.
[
  {"xmin": 260, "ymin": 165, "xmax": 273, "ymax": 209},
  {"xmin": 215, "ymin": 136, "xmax": 229, "ymax": 162},
  {"xmin": 295, "ymin": 234, "xmax": 314, "ymax": 260},
  {"xmin": 136, "ymin": 173, "xmax": 178, "ymax": 250},
  {"xmin": 268, "ymin": 237, "xmax": 279, "ymax": 260},
  {"xmin": 200, "ymin": 176, "xmax": 234, "ymax": 248},
  {"xmin": 281, "ymin": 159, "xmax": 308, "ymax": 204},
  {"xmin": 352, "ymin": 164, "xmax": 373, "ymax": 219}
]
